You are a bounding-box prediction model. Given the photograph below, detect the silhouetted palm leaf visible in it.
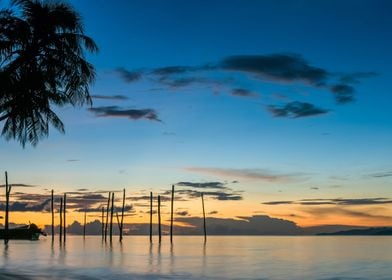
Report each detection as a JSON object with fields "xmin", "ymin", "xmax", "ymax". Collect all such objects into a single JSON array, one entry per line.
[{"xmin": 0, "ymin": 0, "xmax": 98, "ymax": 146}]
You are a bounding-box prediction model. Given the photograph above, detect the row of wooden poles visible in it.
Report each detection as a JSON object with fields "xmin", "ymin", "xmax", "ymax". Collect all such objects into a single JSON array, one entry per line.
[{"xmin": 4, "ymin": 171, "xmax": 207, "ymax": 244}]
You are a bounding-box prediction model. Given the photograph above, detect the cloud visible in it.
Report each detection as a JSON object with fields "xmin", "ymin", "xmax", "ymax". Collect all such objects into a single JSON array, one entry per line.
[
  {"xmin": 66, "ymin": 159, "xmax": 79, "ymax": 162},
  {"xmin": 175, "ymin": 210, "xmax": 189, "ymax": 216},
  {"xmin": 368, "ymin": 171, "xmax": 392, "ymax": 178},
  {"xmin": 262, "ymin": 197, "xmax": 392, "ymax": 206},
  {"xmin": 115, "ymin": 68, "xmax": 142, "ymax": 82},
  {"xmin": 267, "ymin": 101, "xmax": 329, "ymax": 118},
  {"xmin": 88, "ymin": 106, "xmax": 161, "ymax": 122},
  {"xmin": 0, "ymin": 199, "xmax": 51, "ymax": 212},
  {"xmin": 208, "ymin": 211, "xmax": 218, "ymax": 215},
  {"xmin": 75, "ymin": 204, "xmax": 134, "ymax": 213},
  {"xmin": 91, "ymin": 95, "xmax": 129, "ymax": 101},
  {"xmin": 231, "ymin": 88, "xmax": 257, "ymax": 98},
  {"xmin": 330, "ymin": 84, "xmax": 355, "ymax": 104},
  {"xmin": 152, "ymin": 66, "xmax": 197, "ymax": 76},
  {"xmin": 302, "ymin": 207, "xmax": 392, "ymax": 221},
  {"xmin": 220, "ymin": 54, "xmax": 328, "ymax": 86},
  {"xmin": 175, "ymin": 181, "xmax": 227, "ymax": 189},
  {"xmin": 184, "ymin": 167, "xmax": 297, "ymax": 182},
  {"xmin": 166, "ymin": 189, "xmax": 243, "ymax": 201},
  {"xmin": 0, "ymin": 183, "xmax": 36, "ymax": 188},
  {"xmin": 339, "ymin": 72, "xmax": 378, "ymax": 84}
]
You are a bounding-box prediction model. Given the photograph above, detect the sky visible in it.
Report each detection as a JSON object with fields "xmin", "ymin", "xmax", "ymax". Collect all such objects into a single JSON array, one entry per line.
[{"xmin": 1, "ymin": 0, "xmax": 392, "ymax": 230}]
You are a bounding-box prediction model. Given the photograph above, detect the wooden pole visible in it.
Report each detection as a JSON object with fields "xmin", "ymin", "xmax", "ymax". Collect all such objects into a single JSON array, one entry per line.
[
  {"xmin": 149, "ymin": 191, "xmax": 153, "ymax": 243},
  {"xmin": 158, "ymin": 195, "xmax": 161, "ymax": 243},
  {"xmin": 120, "ymin": 188, "xmax": 125, "ymax": 242},
  {"xmin": 83, "ymin": 210, "xmax": 87, "ymax": 239},
  {"xmin": 4, "ymin": 171, "xmax": 11, "ymax": 245},
  {"xmin": 51, "ymin": 189, "xmax": 54, "ymax": 242},
  {"xmin": 63, "ymin": 193, "xmax": 66, "ymax": 243},
  {"xmin": 101, "ymin": 206, "xmax": 105, "ymax": 240},
  {"xmin": 59, "ymin": 197, "xmax": 63, "ymax": 243},
  {"xmin": 201, "ymin": 193, "xmax": 207, "ymax": 242},
  {"xmin": 104, "ymin": 192, "xmax": 110, "ymax": 242},
  {"xmin": 170, "ymin": 185, "xmax": 174, "ymax": 244},
  {"xmin": 109, "ymin": 192, "xmax": 114, "ymax": 242}
]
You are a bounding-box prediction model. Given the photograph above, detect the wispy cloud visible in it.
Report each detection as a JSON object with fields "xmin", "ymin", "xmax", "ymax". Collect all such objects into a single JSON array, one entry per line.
[
  {"xmin": 231, "ymin": 88, "xmax": 258, "ymax": 98},
  {"xmin": 115, "ymin": 68, "xmax": 142, "ymax": 82},
  {"xmin": 175, "ymin": 181, "xmax": 227, "ymax": 189},
  {"xmin": 267, "ymin": 101, "xmax": 329, "ymax": 118},
  {"xmin": 91, "ymin": 95, "xmax": 129, "ymax": 101},
  {"xmin": 88, "ymin": 106, "xmax": 161, "ymax": 122},
  {"xmin": 262, "ymin": 197, "xmax": 392, "ymax": 206},
  {"xmin": 184, "ymin": 167, "xmax": 298, "ymax": 182},
  {"xmin": 0, "ymin": 183, "xmax": 36, "ymax": 188}
]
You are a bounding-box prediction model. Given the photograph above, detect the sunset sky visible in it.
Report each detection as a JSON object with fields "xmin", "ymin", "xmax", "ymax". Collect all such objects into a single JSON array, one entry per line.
[{"xmin": 1, "ymin": 0, "xmax": 391, "ymax": 230}]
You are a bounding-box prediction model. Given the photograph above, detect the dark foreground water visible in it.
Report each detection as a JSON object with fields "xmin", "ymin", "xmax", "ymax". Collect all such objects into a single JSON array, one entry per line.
[{"xmin": 0, "ymin": 236, "xmax": 391, "ymax": 279}]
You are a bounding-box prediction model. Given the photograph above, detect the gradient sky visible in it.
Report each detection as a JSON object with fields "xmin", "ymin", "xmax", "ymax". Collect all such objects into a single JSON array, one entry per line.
[{"xmin": 1, "ymin": 0, "xmax": 391, "ymax": 229}]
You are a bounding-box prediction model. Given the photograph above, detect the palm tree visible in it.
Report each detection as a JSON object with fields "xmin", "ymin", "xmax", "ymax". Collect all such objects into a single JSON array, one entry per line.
[{"xmin": 0, "ymin": 0, "xmax": 98, "ymax": 146}]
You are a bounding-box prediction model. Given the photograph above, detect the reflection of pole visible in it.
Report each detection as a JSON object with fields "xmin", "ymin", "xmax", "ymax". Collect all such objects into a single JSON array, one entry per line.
[
  {"xmin": 149, "ymin": 192, "xmax": 153, "ymax": 243},
  {"xmin": 202, "ymin": 193, "xmax": 207, "ymax": 242},
  {"xmin": 63, "ymin": 193, "xmax": 66, "ymax": 243},
  {"xmin": 158, "ymin": 195, "xmax": 161, "ymax": 243},
  {"xmin": 51, "ymin": 189, "xmax": 54, "ymax": 242},
  {"xmin": 110, "ymin": 192, "xmax": 114, "ymax": 242},
  {"xmin": 4, "ymin": 171, "xmax": 11, "ymax": 245},
  {"xmin": 101, "ymin": 207, "xmax": 104, "ymax": 240},
  {"xmin": 83, "ymin": 210, "xmax": 87, "ymax": 239},
  {"xmin": 59, "ymin": 197, "xmax": 63, "ymax": 243},
  {"xmin": 105, "ymin": 192, "xmax": 110, "ymax": 242},
  {"xmin": 170, "ymin": 185, "xmax": 174, "ymax": 244}
]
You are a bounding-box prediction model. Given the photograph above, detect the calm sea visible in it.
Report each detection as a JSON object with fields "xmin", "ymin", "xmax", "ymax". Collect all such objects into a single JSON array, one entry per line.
[{"xmin": 0, "ymin": 236, "xmax": 391, "ymax": 279}]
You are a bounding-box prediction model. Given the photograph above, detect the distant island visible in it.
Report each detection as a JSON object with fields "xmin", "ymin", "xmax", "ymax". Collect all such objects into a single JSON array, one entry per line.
[{"xmin": 318, "ymin": 227, "xmax": 392, "ymax": 236}]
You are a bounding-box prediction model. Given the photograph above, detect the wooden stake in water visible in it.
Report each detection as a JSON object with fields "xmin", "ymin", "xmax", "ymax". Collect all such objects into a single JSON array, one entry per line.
[
  {"xmin": 201, "ymin": 193, "xmax": 207, "ymax": 242},
  {"xmin": 51, "ymin": 189, "xmax": 54, "ymax": 242},
  {"xmin": 110, "ymin": 192, "xmax": 114, "ymax": 242},
  {"xmin": 149, "ymin": 191, "xmax": 153, "ymax": 243},
  {"xmin": 105, "ymin": 192, "xmax": 110, "ymax": 242},
  {"xmin": 59, "ymin": 197, "xmax": 63, "ymax": 243},
  {"xmin": 158, "ymin": 195, "xmax": 161, "ymax": 243},
  {"xmin": 170, "ymin": 185, "xmax": 174, "ymax": 244},
  {"xmin": 101, "ymin": 207, "xmax": 105, "ymax": 240},
  {"xmin": 83, "ymin": 210, "xmax": 87, "ymax": 239},
  {"xmin": 63, "ymin": 193, "xmax": 66, "ymax": 243},
  {"xmin": 120, "ymin": 188, "xmax": 125, "ymax": 242},
  {"xmin": 4, "ymin": 171, "xmax": 11, "ymax": 245}
]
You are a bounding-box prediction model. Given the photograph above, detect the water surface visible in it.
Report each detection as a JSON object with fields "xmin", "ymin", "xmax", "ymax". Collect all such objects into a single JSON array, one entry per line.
[{"xmin": 0, "ymin": 236, "xmax": 391, "ymax": 279}]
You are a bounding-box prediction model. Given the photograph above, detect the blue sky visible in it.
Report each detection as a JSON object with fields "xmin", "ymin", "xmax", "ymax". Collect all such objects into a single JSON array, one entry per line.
[{"xmin": 1, "ymin": 0, "xmax": 391, "ymax": 226}]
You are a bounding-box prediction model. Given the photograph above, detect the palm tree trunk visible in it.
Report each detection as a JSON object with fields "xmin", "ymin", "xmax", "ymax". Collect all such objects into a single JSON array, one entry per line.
[
  {"xmin": 63, "ymin": 193, "xmax": 66, "ymax": 243},
  {"xmin": 59, "ymin": 197, "xmax": 63, "ymax": 243},
  {"xmin": 51, "ymin": 189, "xmax": 54, "ymax": 242},
  {"xmin": 158, "ymin": 195, "xmax": 161, "ymax": 243},
  {"xmin": 149, "ymin": 191, "xmax": 153, "ymax": 243},
  {"xmin": 170, "ymin": 185, "xmax": 174, "ymax": 244}
]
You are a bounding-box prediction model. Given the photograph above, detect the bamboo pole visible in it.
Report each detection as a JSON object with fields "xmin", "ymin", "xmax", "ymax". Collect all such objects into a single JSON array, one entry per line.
[
  {"xmin": 59, "ymin": 197, "xmax": 63, "ymax": 243},
  {"xmin": 4, "ymin": 171, "xmax": 11, "ymax": 245},
  {"xmin": 104, "ymin": 192, "xmax": 110, "ymax": 242},
  {"xmin": 83, "ymin": 210, "xmax": 87, "ymax": 239},
  {"xmin": 170, "ymin": 185, "xmax": 174, "ymax": 244},
  {"xmin": 101, "ymin": 207, "xmax": 105, "ymax": 239},
  {"xmin": 63, "ymin": 193, "xmax": 66, "ymax": 243},
  {"xmin": 149, "ymin": 191, "xmax": 153, "ymax": 243},
  {"xmin": 120, "ymin": 188, "xmax": 125, "ymax": 242},
  {"xmin": 158, "ymin": 195, "xmax": 161, "ymax": 243},
  {"xmin": 109, "ymin": 192, "xmax": 114, "ymax": 242},
  {"xmin": 51, "ymin": 189, "xmax": 54, "ymax": 242},
  {"xmin": 201, "ymin": 193, "xmax": 207, "ymax": 242}
]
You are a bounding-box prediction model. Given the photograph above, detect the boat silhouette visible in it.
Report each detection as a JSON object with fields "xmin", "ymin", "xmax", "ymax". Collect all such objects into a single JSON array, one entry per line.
[{"xmin": 0, "ymin": 223, "xmax": 46, "ymax": 240}]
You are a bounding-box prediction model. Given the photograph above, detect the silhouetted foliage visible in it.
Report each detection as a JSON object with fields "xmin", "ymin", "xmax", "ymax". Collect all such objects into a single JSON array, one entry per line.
[{"xmin": 0, "ymin": 0, "xmax": 98, "ymax": 146}]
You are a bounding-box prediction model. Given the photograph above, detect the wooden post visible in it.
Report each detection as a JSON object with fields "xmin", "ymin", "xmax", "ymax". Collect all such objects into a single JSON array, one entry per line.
[
  {"xmin": 4, "ymin": 171, "xmax": 11, "ymax": 245},
  {"xmin": 109, "ymin": 192, "xmax": 114, "ymax": 242},
  {"xmin": 170, "ymin": 185, "xmax": 174, "ymax": 244},
  {"xmin": 120, "ymin": 188, "xmax": 125, "ymax": 242},
  {"xmin": 201, "ymin": 193, "xmax": 207, "ymax": 242},
  {"xmin": 101, "ymin": 206, "xmax": 105, "ymax": 240},
  {"xmin": 63, "ymin": 193, "xmax": 66, "ymax": 243},
  {"xmin": 158, "ymin": 195, "xmax": 161, "ymax": 243},
  {"xmin": 149, "ymin": 191, "xmax": 153, "ymax": 243},
  {"xmin": 51, "ymin": 189, "xmax": 54, "ymax": 242},
  {"xmin": 83, "ymin": 210, "xmax": 87, "ymax": 239},
  {"xmin": 104, "ymin": 192, "xmax": 110, "ymax": 242},
  {"xmin": 59, "ymin": 197, "xmax": 63, "ymax": 243}
]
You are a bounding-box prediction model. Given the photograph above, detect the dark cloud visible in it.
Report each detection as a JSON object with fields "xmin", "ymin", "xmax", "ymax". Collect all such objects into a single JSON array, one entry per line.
[
  {"xmin": 169, "ymin": 189, "xmax": 243, "ymax": 201},
  {"xmin": 220, "ymin": 54, "xmax": 328, "ymax": 86},
  {"xmin": 262, "ymin": 197, "xmax": 392, "ymax": 206},
  {"xmin": 91, "ymin": 95, "xmax": 129, "ymax": 101},
  {"xmin": 176, "ymin": 210, "xmax": 189, "ymax": 216},
  {"xmin": 310, "ymin": 187, "xmax": 319, "ymax": 190},
  {"xmin": 176, "ymin": 181, "xmax": 226, "ymax": 189},
  {"xmin": 75, "ymin": 204, "xmax": 134, "ymax": 213},
  {"xmin": 66, "ymin": 159, "xmax": 79, "ymax": 162},
  {"xmin": 330, "ymin": 84, "xmax": 355, "ymax": 104},
  {"xmin": 0, "ymin": 199, "xmax": 50, "ymax": 212},
  {"xmin": 152, "ymin": 66, "xmax": 196, "ymax": 76},
  {"xmin": 208, "ymin": 211, "xmax": 218, "ymax": 215},
  {"xmin": 88, "ymin": 106, "xmax": 161, "ymax": 122},
  {"xmin": 339, "ymin": 72, "xmax": 378, "ymax": 84},
  {"xmin": 303, "ymin": 207, "xmax": 392, "ymax": 221},
  {"xmin": 115, "ymin": 68, "xmax": 142, "ymax": 82},
  {"xmin": 368, "ymin": 171, "xmax": 392, "ymax": 178},
  {"xmin": 0, "ymin": 183, "xmax": 36, "ymax": 188},
  {"xmin": 231, "ymin": 88, "xmax": 257, "ymax": 98},
  {"xmin": 267, "ymin": 101, "xmax": 329, "ymax": 118}
]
